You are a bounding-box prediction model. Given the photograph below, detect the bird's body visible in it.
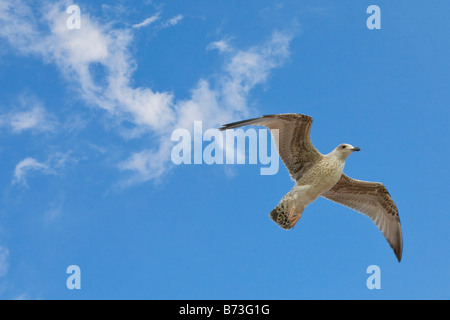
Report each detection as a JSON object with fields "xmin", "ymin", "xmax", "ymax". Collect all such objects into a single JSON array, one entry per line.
[
  {"xmin": 219, "ymin": 113, "xmax": 403, "ymax": 262},
  {"xmin": 299, "ymin": 151, "xmax": 346, "ymax": 188},
  {"xmin": 270, "ymin": 145, "xmax": 354, "ymax": 230},
  {"xmin": 289, "ymin": 154, "xmax": 346, "ymax": 209}
]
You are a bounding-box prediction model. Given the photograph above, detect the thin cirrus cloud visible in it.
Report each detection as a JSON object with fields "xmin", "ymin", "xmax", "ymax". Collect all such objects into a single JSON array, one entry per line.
[
  {"xmin": 12, "ymin": 152, "xmax": 76, "ymax": 187},
  {"xmin": 119, "ymin": 31, "xmax": 293, "ymax": 185},
  {"xmin": 132, "ymin": 13, "xmax": 182, "ymax": 30},
  {"xmin": 160, "ymin": 14, "xmax": 183, "ymax": 28},
  {"xmin": 13, "ymin": 157, "xmax": 49, "ymax": 186},
  {"xmin": 206, "ymin": 39, "xmax": 233, "ymax": 53},
  {"xmin": 132, "ymin": 13, "xmax": 161, "ymax": 29},
  {"xmin": 0, "ymin": 0, "xmax": 295, "ymax": 185},
  {"xmin": 0, "ymin": 103, "xmax": 57, "ymax": 134}
]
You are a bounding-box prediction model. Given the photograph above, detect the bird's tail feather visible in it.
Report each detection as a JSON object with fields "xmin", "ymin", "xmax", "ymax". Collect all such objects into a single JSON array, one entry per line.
[{"xmin": 269, "ymin": 190, "xmax": 305, "ymax": 230}]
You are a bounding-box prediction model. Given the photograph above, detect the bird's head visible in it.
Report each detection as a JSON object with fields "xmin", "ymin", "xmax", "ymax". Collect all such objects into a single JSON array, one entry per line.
[{"xmin": 334, "ymin": 143, "xmax": 360, "ymax": 160}]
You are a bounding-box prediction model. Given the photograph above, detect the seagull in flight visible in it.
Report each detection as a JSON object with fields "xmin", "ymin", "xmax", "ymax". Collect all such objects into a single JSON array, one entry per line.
[{"xmin": 219, "ymin": 113, "xmax": 403, "ymax": 262}]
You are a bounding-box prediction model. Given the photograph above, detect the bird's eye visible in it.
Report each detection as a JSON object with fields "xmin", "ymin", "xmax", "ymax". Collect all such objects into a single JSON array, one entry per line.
[{"xmin": 342, "ymin": 145, "xmax": 346, "ymax": 149}]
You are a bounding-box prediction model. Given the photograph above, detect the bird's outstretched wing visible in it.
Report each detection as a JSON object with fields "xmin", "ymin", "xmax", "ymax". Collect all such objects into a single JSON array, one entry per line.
[
  {"xmin": 219, "ymin": 113, "xmax": 322, "ymax": 180},
  {"xmin": 322, "ymin": 174, "xmax": 403, "ymax": 262}
]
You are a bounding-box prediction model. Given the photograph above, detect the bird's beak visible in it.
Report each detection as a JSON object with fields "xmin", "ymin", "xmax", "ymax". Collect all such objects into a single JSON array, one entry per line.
[{"xmin": 352, "ymin": 147, "xmax": 361, "ymax": 152}]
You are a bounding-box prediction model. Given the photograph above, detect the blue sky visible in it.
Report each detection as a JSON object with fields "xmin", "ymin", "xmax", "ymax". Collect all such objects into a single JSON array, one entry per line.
[{"xmin": 0, "ymin": 0, "xmax": 449, "ymax": 299}]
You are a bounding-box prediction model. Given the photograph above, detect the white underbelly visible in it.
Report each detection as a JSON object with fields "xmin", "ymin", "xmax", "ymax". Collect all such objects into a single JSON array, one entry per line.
[{"xmin": 294, "ymin": 167, "xmax": 343, "ymax": 205}]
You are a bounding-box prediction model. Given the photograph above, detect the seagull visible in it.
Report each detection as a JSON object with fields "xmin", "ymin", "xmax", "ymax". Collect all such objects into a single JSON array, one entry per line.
[{"xmin": 219, "ymin": 113, "xmax": 403, "ymax": 262}]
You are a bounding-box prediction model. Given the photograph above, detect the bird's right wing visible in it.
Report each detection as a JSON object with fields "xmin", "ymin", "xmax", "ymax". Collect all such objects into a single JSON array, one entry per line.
[
  {"xmin": 322, "ymin": 174, "xmax": 403, "ymax": 262},
  {"xmin": 219, "ymin": 113, "xmax": 322, "ymax": 180}
]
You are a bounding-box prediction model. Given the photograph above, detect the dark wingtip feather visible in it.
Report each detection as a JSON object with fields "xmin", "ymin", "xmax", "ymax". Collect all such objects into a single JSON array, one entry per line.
[
  {"xmin": 218, "ymin": 117, "xmax": 263, "ymax": 131},
  {"xmin": 395, "ymin": 240, "xmax": 403, "ymax": 263}
]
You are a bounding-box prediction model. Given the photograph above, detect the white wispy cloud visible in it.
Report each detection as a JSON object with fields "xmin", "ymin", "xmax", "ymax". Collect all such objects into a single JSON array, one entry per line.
[
  {"xmin": 0, "ymin": 1, "xmax": 174, "ymax": 132},
  {"xmin": 0, "ymin": 96, "xmax": 57, "ymax": 133},
  {"xmin": 132, "ymin": 13, "xmax": 160, "ymax": 29},
  {"xmin": 13, "ymin": 158, "xmax": 49, "ymax": 186},
  {"xmin": 207, "ymin": 39, "xmax": 232, "ymax": 53},
  {"xmin": 120, "ymin": 31, "xmax": 293, "ymax": 184},
  {"xmin": 161, "ymin": 14, "xmax": 183, "ymax": 28},
  {"xmin": 12, "ymin": 152, "xmax": 77, "ymax": 187},
  {"xmin": 0, "ymin": 0, "xmax": 294, "ymax": 185},
  {"xmin": 9, "ymin": 107, "xmax": 46, "ymax": 132}
]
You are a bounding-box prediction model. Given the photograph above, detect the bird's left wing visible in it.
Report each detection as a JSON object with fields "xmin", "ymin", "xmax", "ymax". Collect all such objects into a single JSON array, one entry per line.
[
  {"xmin": 321, "ymin": 174, "xmax": 403, "ymax": 262},
  {"xmin": 219, "ymin": 113, "xmax": 322, "ymax": 180}
]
